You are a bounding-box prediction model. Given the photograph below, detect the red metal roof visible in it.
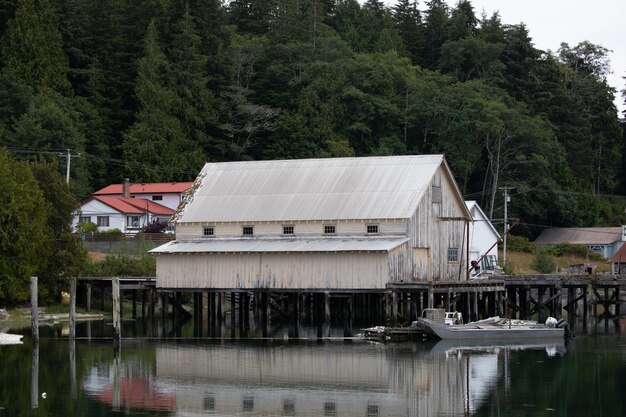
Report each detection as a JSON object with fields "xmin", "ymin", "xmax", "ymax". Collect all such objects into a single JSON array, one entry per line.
[
  {"xmin": 93, "ymin": 196, "xmax": 174, "ymax": 215},
  {"xmin": 94, "ymin": 182, "xmax": 193, "ymax": 195}
]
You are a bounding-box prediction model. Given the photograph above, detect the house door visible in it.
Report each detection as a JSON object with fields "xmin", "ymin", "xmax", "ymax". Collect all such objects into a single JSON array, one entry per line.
[{"xmin": 413, "ymin": 248, "xmax": 430, "ymax": 281}]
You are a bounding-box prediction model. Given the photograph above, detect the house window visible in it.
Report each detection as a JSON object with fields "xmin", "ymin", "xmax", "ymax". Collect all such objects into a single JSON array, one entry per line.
[
  {"xmin": 283, "ymin": 225, "xmax": 294, "ymax": 235},
  {"xmin": 242, "ymin": 395, "xmax": 254, "ymax": 411},
  {"xmin": 283, "ymin": 399, "xmax": 295, "ymax": 415},
  {"xmin": 151, "ymin": 195, "xmax": 163, "ymax": 201},
  {"xmin": 243, "ymin": 225, "xmax": 254, "ymax": 236},
  {"xmin": 96, "ymin": 216, "xmax": 109, "ymax": 227},
  {"xmin": 367, "ymin": 224, "xmax": 379, "ymax": 234},
  {"xmin": 448, "ymin": 248, "xmax": 459, "ymax": 262},
  {"xmin": 324, "ymin": 225, "xmax": 336, "ymax": 235},
  {"xmin": 432, "ymin": 185, "xmax": 442, "ymax": 203},
  {"xmin": 127, "ymin": 215, "xmax": 141, "ymax": 228},
  {"xmin": 324, "ymin": 402, "xmax": 337, "ymax": 416},
  {"xmin": 79, "ymin": 216, "xmax": 91, "ymax": 224},
  {"xmin": 367, "ymin": 404, "xmax": 380, "ymax": 417},
  {"xmin": 203, "ymin": 226, "xmax": 214, "ymax": 237}
]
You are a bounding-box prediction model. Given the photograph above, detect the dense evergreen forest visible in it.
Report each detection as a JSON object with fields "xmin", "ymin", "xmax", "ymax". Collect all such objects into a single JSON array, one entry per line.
[{"xmin": 1, "ymin": 0, "xmax": 625, "ymax": 238}]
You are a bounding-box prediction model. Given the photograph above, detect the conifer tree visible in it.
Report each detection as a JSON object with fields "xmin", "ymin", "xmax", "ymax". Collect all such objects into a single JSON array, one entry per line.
[
  {"xmin": 123, "ymin": 21, "xmax": 204, "ymax": 182},
  {"xmin": 392, "ymin": 0, "xmax": 422, "ymax": 64},
  {"xmin": 1, "ymin": 0, "xmax": 71, "ymax": 94}
]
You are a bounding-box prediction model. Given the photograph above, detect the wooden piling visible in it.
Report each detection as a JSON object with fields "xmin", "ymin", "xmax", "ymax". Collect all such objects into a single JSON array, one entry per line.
[
  {"xmin": 86, "ymin": 284, "xmax": 92, "ymax": 312},
  {"xmin": 218, "ymin": 292, "xmax": 224, "ymax": 324},
  {"xmin": 131, "ymin": 290, "xmax": 137, "ymax": 319},
  {"xmin": 30, "ymin": 277, "xmax": 39, "ymax": 342},
  {"xmin": 391, "ymin": 291, "xmax": 398, "ymax": 326},
  {"xmin": 112, "ymin": 278, "xmax": 121, "ymax": 351},
  {"xmin": 69, "ymin": 277, "xmax": 76, "ymax": 340},
  {"xmin": 230, "ymin": 291, "xmax": 236, "ymax": 338},
  {"xmin": 324, "ymin": 292, "xmax": 331, "ymax": 324}
]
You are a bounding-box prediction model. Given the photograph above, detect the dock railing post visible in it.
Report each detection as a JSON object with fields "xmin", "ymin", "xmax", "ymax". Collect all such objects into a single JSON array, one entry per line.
[
  {"xmin": 30, "ymin": 276, "xmax": 39, "ymax": 342},
  {"xmin": 112, "ymin": 278, "xmax": 121, "ymax": 352},
  {"xmin": 69, "ymin": 277, "xmax": 77, "ymax": 340}
]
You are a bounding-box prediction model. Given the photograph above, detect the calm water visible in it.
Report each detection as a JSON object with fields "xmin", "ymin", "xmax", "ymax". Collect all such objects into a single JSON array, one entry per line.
[{"xmin": 1, "ymin": 318, "xmax": 626, "ymax": 417}]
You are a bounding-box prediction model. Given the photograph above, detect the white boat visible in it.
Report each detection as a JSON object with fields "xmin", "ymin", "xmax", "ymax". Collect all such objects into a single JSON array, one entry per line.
[
  {"xmin": 417, "ymin": 316, "xmax": 567, "ymax": 340},
  {"xmin": 0, "ymin": 332, "xmax": 24, "ymax": 345}
]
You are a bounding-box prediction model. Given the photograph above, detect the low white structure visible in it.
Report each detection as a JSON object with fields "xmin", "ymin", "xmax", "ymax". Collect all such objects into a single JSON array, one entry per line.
[
  {"xmin": 152, "ymin": 155, "xmax": 472, "ymax": 291},
  {"xmin": 465, "ymin": 201, "xmax": 500, "ymax": 277},
  {"xmin": 534, "ymin": 226, "xmax": 626, "ymax": 259}
]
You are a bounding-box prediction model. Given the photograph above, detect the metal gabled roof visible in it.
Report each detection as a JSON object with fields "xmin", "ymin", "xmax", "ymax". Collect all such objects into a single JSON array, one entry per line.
[
  {"xmin": 465, "ymin": 200, "xmax": 500, "ymax": 239},
  {"xmin": 150, "ymin": 236, "xmax": 409, "ymax": 254},
  {"xmin": 534, "ymin": 227, "xmax": 623, "ymax": 245},
  {"xmin": 176, "ymin": 155, "xmax": 450, "ymax": 223}
]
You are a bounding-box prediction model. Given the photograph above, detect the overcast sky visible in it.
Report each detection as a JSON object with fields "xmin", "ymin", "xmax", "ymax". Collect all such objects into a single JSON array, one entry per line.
[{"xmin": 377, "ymin": 0, "xmax": 625, "ymax": 115}]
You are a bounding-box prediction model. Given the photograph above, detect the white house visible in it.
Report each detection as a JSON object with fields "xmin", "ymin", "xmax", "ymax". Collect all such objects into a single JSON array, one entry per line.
[
  {"xmin": 74, "ymin": 196, "xmax": 175, "ymax": 233},
  {"xmin": 151, "ymin": 155, "xmax": 472, "ymax": 291},
  {"xmin": 465, "ymin": 201, "xmax": 500, "ymax": 277},
  {"xmin": 73, "ymin": 180, "xmax": 193, "ymax": 233}
]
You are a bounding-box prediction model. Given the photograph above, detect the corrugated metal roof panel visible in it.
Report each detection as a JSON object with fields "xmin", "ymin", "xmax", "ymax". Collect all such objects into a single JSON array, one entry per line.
[
  {"xmin": 178, "ymin": 155, "xmax": 444, "ymax": 223},
  {"xmin": 534, "ymin": 227, "xmax": 622, "ymax": 245},
  {"xmin": 150, "ymin": 237, "xmax": 409, "ymax": 254}
]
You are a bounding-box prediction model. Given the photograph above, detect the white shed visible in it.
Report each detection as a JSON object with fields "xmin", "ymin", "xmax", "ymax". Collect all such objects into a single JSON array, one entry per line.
[
  {"xmin": 465, "ymin": 201, "xmax": 500, "ymax": 277},
  {"xmin": 152, "ymin": 155, "xmax": 472, "ymax": 291}
]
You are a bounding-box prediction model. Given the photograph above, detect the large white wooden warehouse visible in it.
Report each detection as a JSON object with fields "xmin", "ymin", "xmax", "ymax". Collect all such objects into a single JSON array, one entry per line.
[{"xmin": 151, "ymin": 155, "xmax": 471, "ymax": 291}]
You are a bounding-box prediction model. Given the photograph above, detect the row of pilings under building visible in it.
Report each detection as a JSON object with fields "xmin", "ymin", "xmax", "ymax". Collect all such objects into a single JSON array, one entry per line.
[{"xmin": 75, "ymin": 274, "xmax": 626, "ymax": 339}]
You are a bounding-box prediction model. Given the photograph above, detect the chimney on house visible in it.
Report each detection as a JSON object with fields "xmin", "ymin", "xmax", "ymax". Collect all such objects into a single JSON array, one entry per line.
[{"xmin": 122, "ymin": 178, "xmax": 130, "ymax": 198}]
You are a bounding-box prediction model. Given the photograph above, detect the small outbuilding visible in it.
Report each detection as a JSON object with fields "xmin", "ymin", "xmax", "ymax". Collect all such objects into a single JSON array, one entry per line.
[
  {"xmin": 534, "ymin": 226, "xmax": 626, "ymax": 259},
  {"xmin": 152, "ymin": 155, "xmax": 472, "ymax": 291}
]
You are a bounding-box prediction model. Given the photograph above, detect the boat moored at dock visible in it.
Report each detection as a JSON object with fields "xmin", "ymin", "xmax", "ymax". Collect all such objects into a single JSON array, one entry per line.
[{"xmin": 417, "ymin": 316, "xmax": 569, "ymax": 340}]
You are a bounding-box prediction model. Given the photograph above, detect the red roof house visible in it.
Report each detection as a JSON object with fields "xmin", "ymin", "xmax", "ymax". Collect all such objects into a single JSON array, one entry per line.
[{"xmin": 73, "ymin": 180, "xmax": 192, "ymax": 233}]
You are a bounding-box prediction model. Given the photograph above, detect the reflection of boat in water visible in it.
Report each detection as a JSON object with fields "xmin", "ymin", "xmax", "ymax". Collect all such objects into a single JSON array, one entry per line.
[
  {"xmin": 429, "ymin": 337, "xmax": 567, "ymax": 357},
  {"xmin": 418, "ymin": 316, "xmax": 566, "ymax": 340}
]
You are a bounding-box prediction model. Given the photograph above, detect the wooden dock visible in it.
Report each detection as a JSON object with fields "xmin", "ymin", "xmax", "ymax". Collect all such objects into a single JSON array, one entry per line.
[{"xmin": 75, "ymin": 274, "xmax": 625, "ymax": 340}]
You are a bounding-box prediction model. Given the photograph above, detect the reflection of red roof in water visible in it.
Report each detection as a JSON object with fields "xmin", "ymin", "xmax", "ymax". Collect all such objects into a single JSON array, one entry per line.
[{"xmin": 97, "ymin": 379, "xmax": 175, "ymax": 412}]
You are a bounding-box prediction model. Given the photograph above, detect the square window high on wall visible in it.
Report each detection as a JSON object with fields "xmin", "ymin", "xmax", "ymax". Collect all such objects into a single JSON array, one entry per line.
[
  {"xmin": 283, "ymin": 225, "xmax": 294, "ymax": 235},
  {"xmin": 203, "ymin": 226, "xmax": 214, "ymax": 237},
  {"xmin": 243, "ymin": 225, "xmax": 254, "ymax": 236},
  {"xmin": 324, "ymin": 225, "xmax": 336, "ymax": 235},
  {"xmin": 447, "ymin": 248, "xmax": 458, "ymax": 262}
]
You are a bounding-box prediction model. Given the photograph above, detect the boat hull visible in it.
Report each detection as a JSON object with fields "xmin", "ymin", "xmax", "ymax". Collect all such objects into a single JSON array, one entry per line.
[{"xmin": 418, "ymin": 318, "xmax": 565, "ymax": 340}]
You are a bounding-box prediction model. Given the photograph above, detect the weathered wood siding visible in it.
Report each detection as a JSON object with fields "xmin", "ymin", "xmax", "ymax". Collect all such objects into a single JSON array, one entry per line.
[
  {"xmin": 156, "ymin": 251, "xmax": 393, "ymax": 290},
  {"xmin": 175, "ymin": 220, "xmax": 406, "ymax": 239},
  {"xmin": 408, "ymin": 167, "xmax": 467, "ymax": 281}
]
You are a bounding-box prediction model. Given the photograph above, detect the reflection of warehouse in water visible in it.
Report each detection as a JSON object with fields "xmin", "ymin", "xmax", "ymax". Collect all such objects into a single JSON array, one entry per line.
[{"xmin": 122, "ymin": 343, "xmax": 506, "ymax": 416}]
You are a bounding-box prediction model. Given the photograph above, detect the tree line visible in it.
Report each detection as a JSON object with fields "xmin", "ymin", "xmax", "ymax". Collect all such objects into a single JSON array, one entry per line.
[{"xmin": 0, "ymin": 1, "xmax": 625, "ymax": 264}]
